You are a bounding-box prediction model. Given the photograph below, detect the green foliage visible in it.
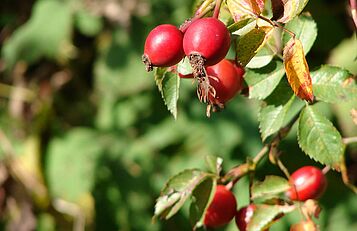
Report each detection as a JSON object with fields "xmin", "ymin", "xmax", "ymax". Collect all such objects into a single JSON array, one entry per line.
[{"xmin": 252, "ymin": 176, "xmax": 290, "ymax": 200}]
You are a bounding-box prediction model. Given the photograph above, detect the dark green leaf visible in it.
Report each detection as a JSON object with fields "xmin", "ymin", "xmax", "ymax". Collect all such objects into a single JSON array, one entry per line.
[
  {"xmin": 189, "ymin": 178, "xmax": 216, "ymax": 228},
  {"xmin": 75, "ymin": 10, "xmax": 103, "ymax": 36},
  {"xmin": 311, "ymin": 65, "xmax": 356, "ymax": 103},
  {"xmin": 155, "ymin": 68, "xmax": 180, "ymax": 119},
  {"xmin": 245, "ymin": 60, "xmax": 285, "ymax": 99},
  {"xmin": 252, "ymin": 176, "xmax": 290, "ymax": 200},
  {"xmin": 154, "ymin": 169, "xmax": 214, "ymax": 220},
  {"xmin": 236, "ymin": 28, "xmax": 267, "ymax": 66},
  {"xmin": 283, "ymin": 14, "xmax": 317, "ymax": 55},
  {"xmin": 298, "ymin": 105, "xmax": 345, "ymax": 169}
]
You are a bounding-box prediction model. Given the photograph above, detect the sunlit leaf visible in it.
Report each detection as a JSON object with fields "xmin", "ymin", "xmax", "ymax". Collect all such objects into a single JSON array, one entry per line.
[
  {"xmin": 227, "ymin": 0, "xmax": 265, "ymax": 22},
  {"xmin": 283, "ymin": 38, "xmax": 314, "ymax": 102},
  {"xmin": 311, "ymin": 65, "xmax": 356, "ymax": 103},
  {"xmin": 298, "ymin": 105, "xmax": 345, "ymax": 169},
  {"xmin": 252, "ymin": 176, "xmax": 290, "ymax": 200},
  {"xmin": 155, "ymin": 68, "xmax": 180, "ymax": 119},
  {"xmin": 236, "ymin": 27, "xmax": 268, "ymax": 66},
  {"xmin": 277, "ymin": 0, "xmax": 309, "ymax": 23},
  {"xmin": 154, "ymin": 169, "xmax": 215, "ymax": 220},
  {"xmin": 283, "ymin": 14, "xmax": 317, "ymax": 55},
  {"xmin": 245, "ymin": 60, "xmax": 285, "ymax": 99},
  {"xmin": 247, "ymin": 204, "xmax": 295, "ymax": 231}
]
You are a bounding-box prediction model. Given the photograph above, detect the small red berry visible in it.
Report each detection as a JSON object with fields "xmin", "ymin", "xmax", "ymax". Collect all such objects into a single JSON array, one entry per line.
[
  {"xmin": 235, "ymin": 204, "xmax": 256, "ymax": 231},
  {"xmin": 207, "ymin": 59, "xmax": 245, "ymax": 105},
  {"xmin": 143, "ymin": 24, "xmax": 184, "ymax": 71},
  {"xmin": 204, "ymin": 185, "xmax": 237, "ymax": 228},
  {"xmin": 287, "ymin": 166, "xmax": 327, "ymax": 201},
  {"xmin": 183, "ymin": 17, "xmax": 230, "ymax": 66}
]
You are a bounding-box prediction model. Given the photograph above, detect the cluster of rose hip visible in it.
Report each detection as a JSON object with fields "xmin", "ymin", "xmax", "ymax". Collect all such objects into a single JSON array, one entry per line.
[
  {"xmin": 142, "ymin": 15, "xmax": 245, "ymax": 116},
  {"xmin": 204, "ymin": 166, "xmax": 327, "ymax": 230}
]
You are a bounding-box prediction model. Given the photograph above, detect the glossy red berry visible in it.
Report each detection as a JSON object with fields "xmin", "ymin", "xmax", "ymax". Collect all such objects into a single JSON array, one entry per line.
[
  {"xmin": 204, "ymin": 185, "xmax": 237, "ymax": 228},
  {"xmin": 183, "ymin": 17, "xmax": 231, "ymax": 66},
  {"xmin": 287, "ymin": 166, "xmax": 327, "ymax": 201},
  {"xmin": 235, "ymin": 204, "xmax": 256, "ymax": 231},
  {"xmin": 207, "ymin": 59, "xmax": 245, "ymax": 105},
  {"xmin": 143, "ymin": 24, "xmax": 184, "ymax": 71}
]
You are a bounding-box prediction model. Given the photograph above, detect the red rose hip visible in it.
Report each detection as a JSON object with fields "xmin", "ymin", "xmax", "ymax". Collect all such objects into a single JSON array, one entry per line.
[
  {"xmin": 207, "ymin": 59, "xmax": 245, "ymax": 105},
  {"xmin": 183, "ymin": 17, "xmax": 231, "ymax": 66},
  {"xmin": 204, "ymin": 185, "xmax": 237, "ymax": 228},
  {"xmin": 287, "ymin": 166, "xmax": 327, "ymax": 201},
  {"xmin": 143, "ymin": 24, "xmax": 184, "ymax": 71}
]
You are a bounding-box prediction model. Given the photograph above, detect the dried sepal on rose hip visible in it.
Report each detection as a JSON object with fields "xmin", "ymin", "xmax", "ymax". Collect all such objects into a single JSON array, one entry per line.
[
  {"xmin": 142, "ymin": 24, "xmax": 184, "ymax": 71},
  {"xmin": 182, "ymin": 17, "xmax": 231, "ymax": 106},
  {"xmin": 287, "ymin": 166, "xmax": 327, "ymax": 201},
  {"xmin": 203, "ymin": 185, "xmax": 237, "ymax": 228}
]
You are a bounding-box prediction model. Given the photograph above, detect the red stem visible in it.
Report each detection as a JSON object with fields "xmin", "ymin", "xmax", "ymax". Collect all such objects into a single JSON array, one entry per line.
[
  {"xmin": 213, "ymin": 0, "xmax": 223, "ymax": 19},
  {"xmin": 350, "ymin": 0, "xmax": 357, "ymax": 29},
  {"xmin": 179, "ymin": 1, "xmax": 215, "ymax": 33}
]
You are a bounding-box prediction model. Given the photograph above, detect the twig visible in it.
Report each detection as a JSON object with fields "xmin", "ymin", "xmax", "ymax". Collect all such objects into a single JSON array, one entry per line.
[
  {"xmin": 180, "ymin": 0, "xmax": 215, "ymax": 33},
  {"xmin": 343, "ymin": 136, "xmax": 357, "ymax": 145},
  {"xmin": 213, "ymin": 0, "xmax": 223, "ymax": 19},
  {"xmin": 258, "ymin": 14, "xmax": 296, "ymax": 39},
  {"xmin": 350, "ymin": 0, "xmax": 357, "ymax": 29}
]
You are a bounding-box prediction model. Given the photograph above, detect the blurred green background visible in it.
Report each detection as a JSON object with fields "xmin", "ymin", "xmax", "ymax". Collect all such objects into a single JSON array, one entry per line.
[{"xmin": 0, "ymin": 0, "xmax": 356, "ymax": 230}]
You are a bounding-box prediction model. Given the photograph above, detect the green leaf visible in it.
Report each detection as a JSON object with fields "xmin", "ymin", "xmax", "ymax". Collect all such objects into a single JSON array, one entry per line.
[
  {"xmin": 155, "ymin": 68, "xmax": 180, "ymax": 119},
  {"xmin": 311, "ymin": 65, "xmax": 357, "ymax": 103},
  {"xmin": 228, "ymin": 18, "xmax": 255, "ymax": 33},
  {"xmin": 2, "ymin": 0, "xmax": 72, "ymax": 68},
  {"xmin": 236, "ymin": 28, "xmax": 267, "ymax": 66},
  {"xmin": 245, "ymin": 60, "xmax": 285, "ymax": 99},
  {"xmin": 46, "ymin": 128, "xmax": 102, "ymax": 202},
  {"xmin": 259, "ymin": 79, "xmax": 305, "ymax": 140},
  {"xmin": 298, "ymin": 105, "xmax": 345, "ymax": 169},
  {"xmin": 283, "ymin": 14, "xmax": 317, "ymax": 55},
  {"xmin": 75, "ymin": 10, "xmax": 103, "ymax": 36},
  {"xmin": 205, "ymin": 155, "xmax": 223, "ymax": 175},
  {"xmin": 247, "ymin": 204, "xmax": 295, "ymax": 231},
  {"xmin": 154, "ymin": 169, "xmax": 214, "ymax": 220},
  {"xmin": 252, "ymin": 176, "xmax": 290, "ymax": 200},
  {"xmin": 328, "ymin": 35, "xmax": 357, "ymax": 75},
  {"xmin": 177, "ymin": 58, "xmax": 193, "ymax": 76},
  {"xmin": 189, "ymin": 178, "xmax": 216, "ymax": 228},
  {"xmin": 277, "ymin": 0, "xmax": 309, "ymax": 23}
]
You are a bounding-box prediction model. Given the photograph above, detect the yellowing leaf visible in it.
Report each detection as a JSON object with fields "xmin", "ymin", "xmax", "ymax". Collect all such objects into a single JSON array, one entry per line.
[
  {"xmin": 283, "ymin": 38, "xmax": 314, "ymax": 102},
  {"xmin": 227, "ymin": 0, "xmax": 265, "ymax": 22},
  {"xmin": 278, "ymin": 0, "xmax": 309, "ymax": 23}
]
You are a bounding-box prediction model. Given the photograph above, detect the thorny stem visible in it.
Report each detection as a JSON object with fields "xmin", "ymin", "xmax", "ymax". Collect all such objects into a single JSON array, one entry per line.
[
  {"xmin": 350, "ymin": 0, "xmax": 357, "ymax": 29},
  {"xmin": 258, "ymin": 15, "xmax": 296, "ymax": 39},
  {"xmin": 213, "ymin": 0, "xmax": 223, "ymax": 19},
  {"xmin": 343, "ymin": 136, "xmax": 357, "ymax": 145}
]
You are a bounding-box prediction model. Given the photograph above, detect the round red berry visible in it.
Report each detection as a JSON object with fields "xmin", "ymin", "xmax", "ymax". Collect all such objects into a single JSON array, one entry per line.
[
  {"xmin": 235, "ymin": 204, "xmax": 256, "ymax": 231},
  {"xmin": 143, "ymin": 24, "xmax": 184, "ymax": 71},
  {"xmin": 207, "ymin": 59, "xmax": 245, "ymax": 105},
  {"xmin": 287, "ymin": 166, "xmax": 327, "ymax": 201},
  {"xmin": 204, "ymin": 185, "xmax": 237, "ymax": 228},
  {"xmin": 183, "ymin": 18, "xmax": 230, "ymax": 66}
]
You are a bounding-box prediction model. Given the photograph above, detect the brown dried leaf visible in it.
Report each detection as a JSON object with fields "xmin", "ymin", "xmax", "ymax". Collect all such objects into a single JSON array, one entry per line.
[{"xmin": 283, "ymin": 38, "xmax": 314, "ymax": 102}]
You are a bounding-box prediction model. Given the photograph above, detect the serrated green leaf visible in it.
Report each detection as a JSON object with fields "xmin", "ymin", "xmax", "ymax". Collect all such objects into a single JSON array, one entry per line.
[
  {"xmin": 236, "ymin": 28, "xmax": 267, "ymax": 66},
  {"xmin": 228, "ymin": 18, "xmax": 255, "ymax": 33},
  {"xmin": 298, "ymin": 105, "xmax": 345, "ymax": 169},
  {"xmin": 154, "ymin": 169, "xmax": 213, "ymax": 220},
  {"xmin": 205, "ymin": 155, "xmax": 223, "ymax": 175},
  {"xmin": 252, "ymin": 176, "xmax": 290, "ymax": 200},
  {"xmin": 189, "ymin": 178, "xmax": 216, "ymax": 228},
  {"xmin": 155, "ymin": 68, "xmax": 180, "ymax": 119},
  {"xmin": 247, "ymin": 204, "xmax": 295, "ymax": 231},
  {"xmin": 245, "ymin": 60, "xmax": 285, "ymax": 99},
  {"xmin": 311, "ymin": 65, "xmax": 356, "ymax": 103},
  {"xmin": 277, "ymin": 0, "xmax": 309, "ymax": 23},
  {"xmin": 283, "ymin": 14, "xmax": 317, "ymax": 55}
]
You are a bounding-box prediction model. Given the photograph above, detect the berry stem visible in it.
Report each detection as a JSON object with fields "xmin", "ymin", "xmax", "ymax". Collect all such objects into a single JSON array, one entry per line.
[
  {"xmin": 258, "ymin": 15, "xmax": 296, "ymax": 39},
  {"xmin": 322, "ymin": 166, "xmax": 331, "ymax": 175},
  {"xmin": 350, "ymin": 0, "xmax": 357, "ymax": 29},
  {"xmin": 213, "ymin": 0, "xmax": 223, "ymax": 19}
]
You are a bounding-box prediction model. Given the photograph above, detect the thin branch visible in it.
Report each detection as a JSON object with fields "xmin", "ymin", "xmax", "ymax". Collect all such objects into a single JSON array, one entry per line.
[
  {"xmin": 258, "ymin": 14, "xmax": 296, "ymax": 39},
  {"xmin": 213, "ymin": 0, "xmax": 223, "ymax": 19},
  {"xmin": 343, "ymin": 136, "xmax": 357, "ymax": 145},
  {"xmin": 350, "ymin": 0, "xmax": 357, "ymax": 29},
  {"xmin": 180, "ymin": 0, "xmax": 215, "ymax": 33}
]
